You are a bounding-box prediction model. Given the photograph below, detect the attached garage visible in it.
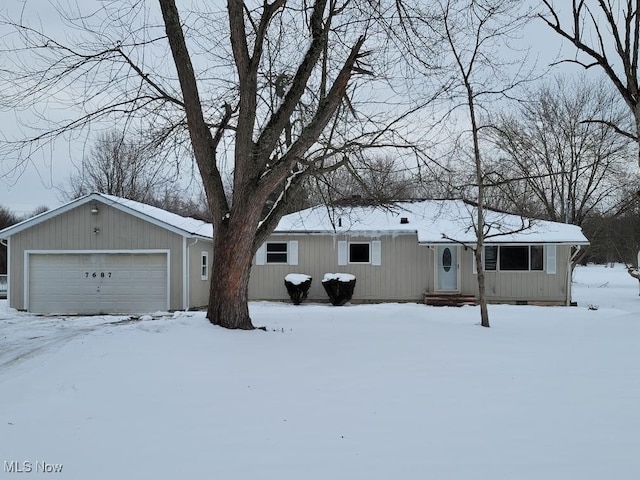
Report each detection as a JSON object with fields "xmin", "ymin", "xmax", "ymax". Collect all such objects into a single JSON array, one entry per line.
[
  {"xmin": 27, "ymin": 252, "xmax": 169, "ymax": 314},
  {"xmin": 0, "ymin": 193, "xmax": 215, "ymax": 314}
]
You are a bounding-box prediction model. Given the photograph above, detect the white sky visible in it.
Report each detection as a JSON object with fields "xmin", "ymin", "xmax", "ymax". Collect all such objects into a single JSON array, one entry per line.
[{"xmin": 0, "ymin": 2, "xmax": 599, "ymax": 215}]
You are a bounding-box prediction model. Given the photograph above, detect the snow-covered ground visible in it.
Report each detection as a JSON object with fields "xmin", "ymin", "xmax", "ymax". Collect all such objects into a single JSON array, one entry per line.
[{"xmin": 0, "ymin": 264, "xmax": 638, "ymax": 479}]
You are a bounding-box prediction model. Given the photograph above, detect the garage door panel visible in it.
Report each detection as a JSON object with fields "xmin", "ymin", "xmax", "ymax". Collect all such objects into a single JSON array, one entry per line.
[{"xmin": 29, "ymin": 253, "xmax": 168, "ymax": 314}]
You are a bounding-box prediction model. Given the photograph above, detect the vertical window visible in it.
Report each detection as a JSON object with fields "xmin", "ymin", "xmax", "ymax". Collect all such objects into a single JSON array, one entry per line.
[
  {"xmin": 201, "ymin": 252, "xmax": 209, "ymax": 280},
  {"xmin": 266, "ymin": 242, "xmax": 288, "ymax": 264},
  {"xmin": 530, "ymin": 246, "xmax": 544, "ymax": 271},
  {"xmin": 484, "ymin": 245, "xmax": 498, "ymax": 271},
  {"xmin": 349, "ymin": 243, "xmax": 370, "ymax": 263}
]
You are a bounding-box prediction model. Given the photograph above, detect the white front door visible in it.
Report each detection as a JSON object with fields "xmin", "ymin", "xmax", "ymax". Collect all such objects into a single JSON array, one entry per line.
[{"xmin": 436, "ymin": 245, "xmax": 458, "ymax": 291}]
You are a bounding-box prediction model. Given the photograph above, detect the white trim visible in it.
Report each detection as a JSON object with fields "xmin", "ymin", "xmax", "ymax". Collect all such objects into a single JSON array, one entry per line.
[
  {"xmin": 182, "ymin": 238, "xmax": 190, "ymax": 310},
  {"xmin": 24, "ymin": 249, "xmax": 171, "ymax": 311},
  {"xmin": 166, "ymin": 251, "xmax": 171, "ymax": 309},
  {"xmin": 5, "ymin": 238, "xmax": 9, "ymax": 305},
  {"xmin": 23, "ymin": 249, "xmax": 28, "ymax": 310},
  {"xmin": 201, "ymin": 251, "xmax": 209, "ymax": 280}
]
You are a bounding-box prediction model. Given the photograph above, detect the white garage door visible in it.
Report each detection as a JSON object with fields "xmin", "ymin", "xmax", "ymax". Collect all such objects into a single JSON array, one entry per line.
[{"xmin": 28, "ymin": 253, "xmax": 168, "ymax": 314}]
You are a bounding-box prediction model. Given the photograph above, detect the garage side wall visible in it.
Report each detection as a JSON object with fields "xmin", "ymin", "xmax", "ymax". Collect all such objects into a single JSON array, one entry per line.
[
  {"xmin": 9, "ymin": 203, "xmax": 184, "ymax": 310},
  {"xmin": 188, "ymin": 240, "xmax": 214, "ymax": 309}
]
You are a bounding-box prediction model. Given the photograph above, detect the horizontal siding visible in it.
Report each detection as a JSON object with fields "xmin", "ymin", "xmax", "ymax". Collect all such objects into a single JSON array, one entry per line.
[
  {"xmin": 9, "ymin": 202, "xmax": 186, "ymax": 310},
  {"xmin": 249, "ymin": 233, "xmax": 433, "ymax": 302}
]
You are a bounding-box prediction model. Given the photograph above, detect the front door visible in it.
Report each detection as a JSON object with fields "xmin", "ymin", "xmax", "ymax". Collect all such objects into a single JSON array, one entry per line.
[{"xmin": 436, "ymin": 245, "xmax": 458, "ymax": 291}]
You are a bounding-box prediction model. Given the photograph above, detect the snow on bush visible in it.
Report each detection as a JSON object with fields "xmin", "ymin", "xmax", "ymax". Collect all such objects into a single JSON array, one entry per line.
[{"xmin": 284, "ymin": 273, "xmax": 312, "ymax": 285}]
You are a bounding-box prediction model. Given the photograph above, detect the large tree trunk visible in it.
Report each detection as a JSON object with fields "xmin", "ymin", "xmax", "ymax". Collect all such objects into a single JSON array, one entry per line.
[
  {"xmin": 207, "ymin": 219, "xmax": 257, "ymax": 330},
  {"xmin": 206, "ymin": 191, "xmax": 265, "ymax": 330}
]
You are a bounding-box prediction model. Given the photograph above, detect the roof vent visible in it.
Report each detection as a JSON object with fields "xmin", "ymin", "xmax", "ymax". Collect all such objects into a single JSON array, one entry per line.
[{"xmin": 400, "ymin": 217, "xmax": 409, "ymax": 224}]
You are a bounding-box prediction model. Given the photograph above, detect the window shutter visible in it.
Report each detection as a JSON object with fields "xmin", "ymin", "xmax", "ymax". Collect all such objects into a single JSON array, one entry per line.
[
  {"xmin": 288, "ymin": 241, "xmax": 298, "ymax": 266},
  {"xmin": 338, "ymin": 241, "xmax": 347, "ymax": 266},
  {"xmin": 546, "ymin": 245, "xmax": 556, "ymax": 274},
  {"xmin": 473, "ymin": 248, "xmax": 477, "ymax": 274},
  {"xmin": 255, "ymin": 243, "xmax": 266, "ymax": 265},
  {"xmin": 371, "ymin": 241, "xmax": 382, "ymax": 266}
]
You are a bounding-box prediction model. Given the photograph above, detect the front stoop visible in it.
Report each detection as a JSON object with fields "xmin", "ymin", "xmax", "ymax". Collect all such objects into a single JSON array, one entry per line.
[{"xmin": 424, "ymin": 293, "xmax": 477, "ymax": 307}]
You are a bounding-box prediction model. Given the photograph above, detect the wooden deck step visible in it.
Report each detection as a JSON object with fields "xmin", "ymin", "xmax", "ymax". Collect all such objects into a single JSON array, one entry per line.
[{"xmin": 424, "ymin": 293, "xmax": 477, "ymax": 307}]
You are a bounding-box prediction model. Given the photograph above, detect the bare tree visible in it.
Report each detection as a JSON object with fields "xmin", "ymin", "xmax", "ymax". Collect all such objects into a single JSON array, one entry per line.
[
  {"xmin": 0, "ymin": 206, "xmax": 20, "ymax": 274},
  {"xmin": 0, "ymin": 1, "xmax": 429, "ymax": 329},
  {"xmin": 487, "ymin": 74, "xmax": 635, "ymax": 225},
  {"xmin": 61, "ymin": 130, "xmax": 176, "ymax": 203},
  {"xmin": 540, "ymin": 1, "xmax": 640, "ymax": 165},
  {"xmin": 311, "ymin": 154, "xmax": 417, "ymax": 205},
  {"xmin": 422, "ymin": 0, "xmax": 534, "ymax": 328}
]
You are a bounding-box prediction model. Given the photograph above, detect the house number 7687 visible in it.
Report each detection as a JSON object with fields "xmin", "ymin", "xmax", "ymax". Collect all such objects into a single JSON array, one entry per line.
[{"xmin": 85, "ymin": 272, "xmax": 112, "ymax": 278}]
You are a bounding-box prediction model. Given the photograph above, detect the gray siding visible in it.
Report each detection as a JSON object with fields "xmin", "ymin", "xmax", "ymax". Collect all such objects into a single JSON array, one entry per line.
[
  {"xmin": 250, "ymin": 234, "xmax": 574, "ymax": 304},
  {"xmin": 459, "ymin": 245, "xmax": 572, "ymax": 303},
  {"xmin": 249, "ymin": 233, "xmax": 433, "ymax": 302},
  {"xmin": 188, "ymin": 240, "xmax": 214, "ymax": 308},
  {"xmin": 9, "ymin": 202, "xmax": 186, "ymax": 310}
]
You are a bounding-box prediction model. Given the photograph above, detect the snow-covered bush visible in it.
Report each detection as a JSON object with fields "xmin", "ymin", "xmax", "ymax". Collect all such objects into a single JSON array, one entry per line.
[
  {"xmin": 284, "ymin": 273, "xmax": 312, "ymax": 305},
  {"xmin": 322, "ymin": 273, "xmax": 356, "ymax": 306}
]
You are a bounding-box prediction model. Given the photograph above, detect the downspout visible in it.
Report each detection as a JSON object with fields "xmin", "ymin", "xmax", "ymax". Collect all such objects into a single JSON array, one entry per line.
[
  {"xmin": 566, "ymin": 245, "xmax": 583, "ymax": 306},
  {"xmin": 1, "ymin": 238, "xmax": 7, "ymax": 305},
  {"xmin": 184, "ymin": 238, "xmax": 199, "ymax": 310}
]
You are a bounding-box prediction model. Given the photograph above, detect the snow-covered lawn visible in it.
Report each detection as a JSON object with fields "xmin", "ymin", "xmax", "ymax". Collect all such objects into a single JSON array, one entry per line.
[{"xmin": 0, "ymin": 265, "xmax": 638, "ymax": 479}]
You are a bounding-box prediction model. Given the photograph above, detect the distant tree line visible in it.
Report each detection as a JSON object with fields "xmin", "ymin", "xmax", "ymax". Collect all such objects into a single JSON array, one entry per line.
[{"xmin": 0, "ymin": 204, "xmax": 49, "ymax": 273}]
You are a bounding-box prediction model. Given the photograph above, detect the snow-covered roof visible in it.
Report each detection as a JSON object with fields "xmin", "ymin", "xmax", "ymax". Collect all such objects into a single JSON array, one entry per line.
[
  {"xmin": 0, "ymin": 192, "xmax": 213, "ymax": 239},
  {"xmin": 274, "ymin": 199, "xmax": 589, "ymax": 245},
  {"xmin": 97, "ymin": 193, "xmax": 213, "ymax": 237}
]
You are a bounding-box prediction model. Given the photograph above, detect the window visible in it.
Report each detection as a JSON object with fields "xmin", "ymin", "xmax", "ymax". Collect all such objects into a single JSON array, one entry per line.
[
  {"xmin": 483, "ymin": 245, "xmax": 545, "ymax": 271},
  {"xmin": 484, "ymin": 246, "xmax": 498, "ymax": 271},
  {"xmin": 349, "ymin": 243, "xmax": 370, "ymax": 263},
  {"xmin": 201, "ymin": 252, "xmax": 209, "ymax": 280},
  {"xmin": 256, "ymin": 241, "xmax": 298, "ymax": 266},
  {"xmin": 530, "ymin": 245, "xmax": 544, "ymax": 270},
  {"xmin": 266, "ymin": 242, "xmax": 288, "ymax": 264},
  {"xmin": 499, "ymin": 246, "xmax": 529, "ymax": 271}
]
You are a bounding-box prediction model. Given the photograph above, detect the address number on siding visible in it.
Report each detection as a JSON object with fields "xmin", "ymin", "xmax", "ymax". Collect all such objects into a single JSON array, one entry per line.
[{"xmin": 85, "ymin": 272, "xmax": 112, "ymax": 278}]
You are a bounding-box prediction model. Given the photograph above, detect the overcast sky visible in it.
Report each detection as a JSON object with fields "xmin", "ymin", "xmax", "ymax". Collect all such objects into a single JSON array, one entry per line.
[{"xmin": 0, "ymin": 1, "xmax": 593, "ymax": 215}]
